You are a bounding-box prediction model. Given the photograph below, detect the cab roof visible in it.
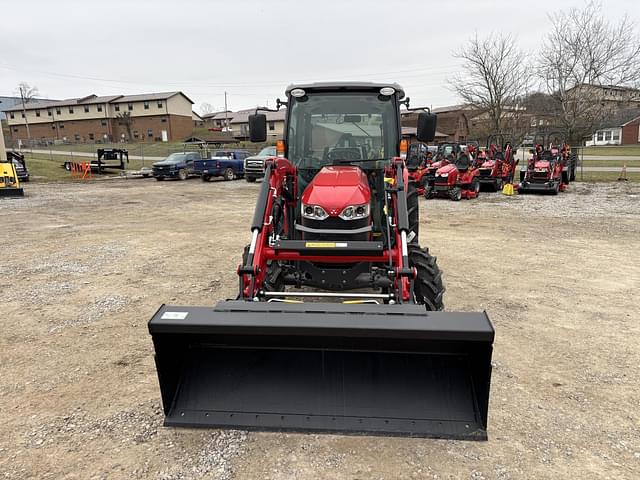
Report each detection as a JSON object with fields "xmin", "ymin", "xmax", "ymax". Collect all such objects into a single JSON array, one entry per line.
[{"xmin": 285, "ymin": 82, "xmax": 405, "ymax": 99}]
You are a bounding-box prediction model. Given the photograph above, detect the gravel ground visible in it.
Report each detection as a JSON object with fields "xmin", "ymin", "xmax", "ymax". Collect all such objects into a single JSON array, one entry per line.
[{"xmin": 1, "ymin": 178, "xmax": 639, "ymax": 479}]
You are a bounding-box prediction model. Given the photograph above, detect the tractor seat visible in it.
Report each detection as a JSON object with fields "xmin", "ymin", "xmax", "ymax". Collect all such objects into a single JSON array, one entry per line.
[{"xmin": 455, "ymin": 154, "xmax": 470, "ymax": 171}]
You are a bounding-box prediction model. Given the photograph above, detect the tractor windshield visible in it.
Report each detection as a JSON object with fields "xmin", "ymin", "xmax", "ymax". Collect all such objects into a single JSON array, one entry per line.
[{"xmin": 286, "ymin": 92, "xmax": 398, "ymax": 169}]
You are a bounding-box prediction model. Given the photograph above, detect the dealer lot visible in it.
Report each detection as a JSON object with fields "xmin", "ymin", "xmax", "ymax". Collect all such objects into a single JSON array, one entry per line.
[{"xmin": 1, "ymin": 179, "xmax": 639, "ymax": 479}]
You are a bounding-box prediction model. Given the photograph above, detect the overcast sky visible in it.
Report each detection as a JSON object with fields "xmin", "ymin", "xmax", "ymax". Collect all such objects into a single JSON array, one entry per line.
[{"xmin": 1, "ymin": 0, "xmax": 638, "ymax": 113}]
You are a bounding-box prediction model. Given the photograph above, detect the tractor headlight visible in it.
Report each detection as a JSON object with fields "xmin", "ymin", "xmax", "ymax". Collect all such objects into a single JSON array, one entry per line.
[
  {"xmin": 301, "ymin": 204, "xmax": 329, "ymax": 220},
  {"xmin": 439, "ymin": 172, "xmax": 449, "ymax": 178},
  {"xmin": 339, "ymin": 204, "xmax": 369, "ymax": 221}
]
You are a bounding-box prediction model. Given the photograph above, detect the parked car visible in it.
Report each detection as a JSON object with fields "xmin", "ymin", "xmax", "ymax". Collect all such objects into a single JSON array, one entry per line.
[
  {"xmin": 6, "ymin": 151, "xmax": 29, "ymax": 182},
  {"xmin": 243, "ymin": 146, "xmax": 277, "ymax": 182},
  {"xmin": 194, "ymin": 150, "xmax": 251, "ymax": 181},
  {"xmin": 152, "ymin": 152, "xmax": 201, "ymax": 180}
]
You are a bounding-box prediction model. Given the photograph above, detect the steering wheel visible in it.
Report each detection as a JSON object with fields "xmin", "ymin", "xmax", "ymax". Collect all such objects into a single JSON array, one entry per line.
[{"xmin": 327, "ymin": 148, "xmax": 361, "ymax": 162}]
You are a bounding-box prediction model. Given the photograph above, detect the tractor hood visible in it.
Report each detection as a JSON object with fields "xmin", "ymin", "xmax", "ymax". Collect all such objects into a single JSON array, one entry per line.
[
  {"xmin": 481, "ymin": 160, "xmax": 495, "ymax": 168},
  {"xmin": 301, "ymin": 166, "xmax": 370, "ymax": 214},
  {"xmin": 534, "ymin": 160, "xmax": 551, "ymax": 170},
  {"xmin": 436, "ymin": 163, "xmax": 458, "ymax": 175}
]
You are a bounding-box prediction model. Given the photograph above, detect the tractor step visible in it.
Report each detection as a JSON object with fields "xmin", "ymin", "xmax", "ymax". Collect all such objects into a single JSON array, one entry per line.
[
  {"xmin": 149, "ymin": 301, "xmax": 494, "ymax": 439},
  {"xmin": 273, "ymin": 239, "xmax": 385, "ymax": 256}
]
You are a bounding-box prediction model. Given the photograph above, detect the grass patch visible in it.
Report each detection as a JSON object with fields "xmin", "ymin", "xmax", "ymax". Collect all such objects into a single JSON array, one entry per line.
[
  {"xmin": 22, "ymin": 153, "xmax": 78, "ymax": 182},
  {"xmin": 580, "ymin": 160, "xmax": 640, "ymax": 168},
  {"xmin": 582, "ymin": 146, "xmax": 640, "ymax": 156}
]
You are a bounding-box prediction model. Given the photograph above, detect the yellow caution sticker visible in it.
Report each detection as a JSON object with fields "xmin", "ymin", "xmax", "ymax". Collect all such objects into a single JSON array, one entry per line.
[{"xmin": 305, "ymin": 242, "xmax": 336, "ymax": 248}]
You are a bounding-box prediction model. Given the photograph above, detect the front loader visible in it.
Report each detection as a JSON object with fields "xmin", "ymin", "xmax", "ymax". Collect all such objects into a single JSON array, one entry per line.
[{"xmin": 148, "ymin": 83, "xmax": 494, "ymax": 439}]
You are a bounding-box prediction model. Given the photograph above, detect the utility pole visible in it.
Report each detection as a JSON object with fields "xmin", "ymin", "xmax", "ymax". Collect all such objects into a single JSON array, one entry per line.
[
  {"xmin": 0, "ymin": 106, "xmax": 6, "ymax": 161},
  {"xmin": 19, "ymin": 85, "xmax": 32, "ymax": 144},
  {"xmin": 224, "ymin": 91, "xmax": 229, "ymax": 134}
]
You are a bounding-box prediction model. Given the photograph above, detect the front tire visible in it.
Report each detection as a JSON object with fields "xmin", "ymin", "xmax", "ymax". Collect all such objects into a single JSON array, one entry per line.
[
  {"xmin": 178, "ymin": 169, "xmax": 188, "ymax": 181},
  {"xmin": 449, "ymin": 186, "xmax": 462, "ymax": 201},
  {"xmin": 409, "ymin": 244, "xmax": 445, "ymax": 311}
]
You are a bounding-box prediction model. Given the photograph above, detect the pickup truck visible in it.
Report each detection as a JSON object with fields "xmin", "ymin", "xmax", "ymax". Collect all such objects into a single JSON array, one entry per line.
[
  {"xmin": 194, "ymin": 149, "xmax": 251, "ymax": 181},
  {"xmin": 152, "ymin": 152, "xmax": 202, "ymax": 180},
  {"xmin": 244, "ymin": 146, "xmax": 277, "ymax": 182}
]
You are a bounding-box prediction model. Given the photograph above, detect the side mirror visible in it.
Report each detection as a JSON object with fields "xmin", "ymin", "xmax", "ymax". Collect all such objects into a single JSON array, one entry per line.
[
  {"xmin": 248, "ymin": 114, "xmax": 267, "ymax": 143},
  {"xmin": 416, "ymin": 113, "xmax": 437, "ymax": 142}
]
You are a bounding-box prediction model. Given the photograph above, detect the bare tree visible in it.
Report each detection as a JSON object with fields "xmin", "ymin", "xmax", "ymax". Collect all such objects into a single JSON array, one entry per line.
[
  {"xmin": 450, "ymin": 33, "xmax": 530, "ymax": 134},
  {"xmin": 200, "ymin": 102, "xmax": 215, "ymax": 115},
  {"xmin": 116, "ymin": 112, "xmax": 134, "ymax": 141},
  {"xmin": 14, "ymin": 82, "xmax": 40, "ymax": 143},
  {"xmin": 539, "ymin": 1, "xmax": 640, "ymax": 142}
]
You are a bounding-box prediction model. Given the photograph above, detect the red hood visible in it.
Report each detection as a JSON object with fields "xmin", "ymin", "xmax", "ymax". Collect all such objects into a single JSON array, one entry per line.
[
  {"xmin": 481, "ymin": 160, "xmax": 495, "ymax": 168},
  {"xmin": 534, "ymin": 160, "xmax": 551, "ymax": 169},
  {"xmin": 436, "ymin": 163, "xmax": 458, "ymax": 175},
  {"xmin": 301, "ymin": 166, "xmax": 370, "ymax": 215}
]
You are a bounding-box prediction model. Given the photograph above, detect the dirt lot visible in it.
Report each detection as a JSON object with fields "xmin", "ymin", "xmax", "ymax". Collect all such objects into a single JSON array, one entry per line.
[{"xmin": 2, "ymin": 178, "xmax": 639, "ymax": 479}]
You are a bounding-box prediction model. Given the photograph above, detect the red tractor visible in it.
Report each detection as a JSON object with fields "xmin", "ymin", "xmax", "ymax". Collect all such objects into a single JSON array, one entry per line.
[
  {"xmin": 476, "ymin": 135, "xmax": 518, "ymax": 191},
  {"xmin": 148, "ymin": 82, "xmax": 494, "ymax": 440},
  {"xmin": 518, "ymin": 132, "xmax": 576, "ymax": 194},
  {"xmin": 426, "ymin": 150, "xmax": 480, "ymax": 200}
]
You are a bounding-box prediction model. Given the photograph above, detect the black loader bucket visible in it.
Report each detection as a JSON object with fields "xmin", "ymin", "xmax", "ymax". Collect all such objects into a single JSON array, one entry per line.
[{"xmin": 149, "ymin": 301, "xmax": 494, "ymax": 440}]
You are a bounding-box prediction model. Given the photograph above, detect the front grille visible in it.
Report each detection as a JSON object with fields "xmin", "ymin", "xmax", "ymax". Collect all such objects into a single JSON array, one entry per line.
[
  {"xmin": 435, "ymin": 175, "xmax": 449, "ymax": 183},
  {"xmin": 245, "ymin": 160, "xmax": 264, "ymax": 174},
  {"xmin": 532, "ymin": 171, "xmax": 549, "ymax": 181},
  {"xmin": 301, "ymin": 216, "xmax": 369, "ymax": 241}
]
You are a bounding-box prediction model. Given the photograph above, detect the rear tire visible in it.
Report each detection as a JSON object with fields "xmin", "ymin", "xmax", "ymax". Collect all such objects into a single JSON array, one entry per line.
[
  {"xmin": 409, "ymin": 244, "xmax": 445, "ymax": 311},
  {"xmin": 224, "ymin": 168, "xmax": 235, "ymax": 181}
]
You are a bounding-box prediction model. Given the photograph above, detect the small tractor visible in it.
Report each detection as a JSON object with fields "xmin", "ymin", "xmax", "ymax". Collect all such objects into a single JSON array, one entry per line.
[
  {"xmin": 426, "ymin": 149, "xmax": 480, "ymax": 201},
  {"xmin": 518, "ymin": 132, "xmax": 576, "ymax": 194},
  {"xmin": 407, "ymin": 142, "xmax": 432, "ymax": 195},
  {"xmin": 148, "ymin": 82, "xmax": 494, "ymax": 439},
  {"xmin": 476, "ymin": 135, "xmax": 518, "ymax": 191}
]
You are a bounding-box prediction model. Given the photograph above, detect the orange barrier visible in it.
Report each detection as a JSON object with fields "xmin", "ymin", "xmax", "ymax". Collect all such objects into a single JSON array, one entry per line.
[{"xmin": 70, "ymin": 162, "xmax": 92, "ymax": 180}]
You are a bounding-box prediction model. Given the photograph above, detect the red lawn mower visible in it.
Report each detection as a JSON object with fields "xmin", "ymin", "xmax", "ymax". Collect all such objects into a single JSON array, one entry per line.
[
  {"xmin": 426, "ymin": 151, "xmax": 480, "ymax": 201},
  {"xmin": 476, "ymin": 135, "xmax": 519, "ymax": 191},
  {"xmin": 518, "ymin": 132, "xmax": 576, "ymax": 195}
]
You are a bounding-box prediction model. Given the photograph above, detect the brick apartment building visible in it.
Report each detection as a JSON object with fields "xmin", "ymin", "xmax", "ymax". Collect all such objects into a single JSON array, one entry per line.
[{"xmin": 4, "ymin": 91, "xmax": 195, "ymax": 143}]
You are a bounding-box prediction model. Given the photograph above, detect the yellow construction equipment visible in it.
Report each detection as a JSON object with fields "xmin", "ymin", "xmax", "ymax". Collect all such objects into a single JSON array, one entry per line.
[{"xmin": 0, "ymin": 159, "xmax": 24, "ymax": 197}]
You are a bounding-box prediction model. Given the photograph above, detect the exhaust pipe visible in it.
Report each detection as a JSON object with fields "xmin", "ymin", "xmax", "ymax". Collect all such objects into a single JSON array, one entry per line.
[{"xmin": 149, "ymin": 301, "xmax": 494, "ymax": 439}]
